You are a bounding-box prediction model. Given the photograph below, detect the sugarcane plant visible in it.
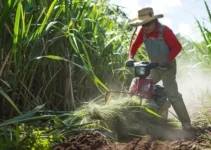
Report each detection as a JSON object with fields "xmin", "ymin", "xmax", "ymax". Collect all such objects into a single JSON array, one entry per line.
[{"xmin": 0, "ymin": 0, "xmax": 140, "ymax": 117}]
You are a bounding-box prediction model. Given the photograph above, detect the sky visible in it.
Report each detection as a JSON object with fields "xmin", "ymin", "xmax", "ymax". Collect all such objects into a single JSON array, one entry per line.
[{"xmin": 109, "ymin": 0, "xmax": 211, "ymax": 42}]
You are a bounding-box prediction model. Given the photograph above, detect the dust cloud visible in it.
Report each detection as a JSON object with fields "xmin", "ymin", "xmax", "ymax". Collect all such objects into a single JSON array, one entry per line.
[{"xmin": 172, "ymin": 65, "xmax": 211, "ymax": 118}]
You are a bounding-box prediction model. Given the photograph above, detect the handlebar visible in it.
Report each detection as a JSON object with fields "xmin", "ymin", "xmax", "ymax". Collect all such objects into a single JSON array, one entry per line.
[
  {"xmin": 126, "ymin": 60, "xmax": 167, "ymax": 70},
  {"xmin": 148, "ymin": 62, "xmax": 168, "ymax": 71},
  {"xmin": 126, "ymin": 61, "xmax": 167, "ymax": 78}
]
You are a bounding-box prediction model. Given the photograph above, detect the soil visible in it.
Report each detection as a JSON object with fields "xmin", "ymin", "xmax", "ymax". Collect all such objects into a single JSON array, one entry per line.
[
  {"xmin": 53, "ymin": 131, "xmax": 108, "ymax": 150},
  {"xmin": 54, "ymin": 127, "xmax": 211, "ymax": 150}
]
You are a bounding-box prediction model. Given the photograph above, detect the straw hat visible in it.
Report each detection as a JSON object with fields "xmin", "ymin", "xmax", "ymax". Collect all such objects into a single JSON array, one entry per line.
[{"xmin": 130, "ymin": 7, "xmax": 163, "ymax": 27}]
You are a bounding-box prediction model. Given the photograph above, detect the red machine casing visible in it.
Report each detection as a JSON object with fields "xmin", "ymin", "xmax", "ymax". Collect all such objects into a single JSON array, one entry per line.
[{"xmin": 129, "ymin": 78, "xmax": 154, "ymax": 99}]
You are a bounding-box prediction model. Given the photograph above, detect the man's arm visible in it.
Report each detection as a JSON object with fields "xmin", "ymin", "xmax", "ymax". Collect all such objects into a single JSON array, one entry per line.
[
  {"xmin": 129, "ymin": 28, "xmax": 144, "ymax": 58},
  {"xmin": 163, "ymin": 26, "xmax": 182, "ymax": 61}
]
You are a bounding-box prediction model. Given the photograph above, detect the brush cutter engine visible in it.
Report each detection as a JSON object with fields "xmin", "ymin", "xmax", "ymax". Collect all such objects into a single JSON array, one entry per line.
[
  {"xmin": 104, "ymin": 61, "xmax": 171, "ymax": 119},
  {"xmin": 127, "ymin": 61, "xmax": 171, "ymax": 119}
]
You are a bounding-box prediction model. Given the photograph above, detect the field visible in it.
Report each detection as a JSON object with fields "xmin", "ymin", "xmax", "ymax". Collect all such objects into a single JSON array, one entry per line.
[{"xmin": 0, "ymin": 0, "xmax": 211, "ymax": 149}]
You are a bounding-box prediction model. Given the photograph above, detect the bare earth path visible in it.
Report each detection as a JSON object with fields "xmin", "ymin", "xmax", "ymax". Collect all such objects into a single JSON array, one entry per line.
[{"xmin": 54, "ymin": 127, "xmax": 211, "ymax": 150}]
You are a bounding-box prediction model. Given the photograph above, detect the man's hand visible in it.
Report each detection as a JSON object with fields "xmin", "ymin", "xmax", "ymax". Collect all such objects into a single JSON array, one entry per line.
[
  {"xmin": 125, "ymin": 58, "xmax": 134, "ymax": 67},
  {"xmin": 158, "ymin": 60, "xmax": 170, "ymax": 69}
]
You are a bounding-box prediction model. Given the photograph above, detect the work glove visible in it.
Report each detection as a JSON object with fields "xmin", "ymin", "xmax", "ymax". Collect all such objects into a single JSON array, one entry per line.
[
  {"xmin": 125, "ymin": 58, "xmax": 134, "ymax": 67},
  {"xmin": 158, "ymin": 60, "xmax": 170, "ymax": 69}
]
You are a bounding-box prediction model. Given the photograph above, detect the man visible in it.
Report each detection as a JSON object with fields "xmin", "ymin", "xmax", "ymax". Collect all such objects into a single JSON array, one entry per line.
[{"xmin": 126, "ymin": 7, "xmax": 192, "ymax": 131}]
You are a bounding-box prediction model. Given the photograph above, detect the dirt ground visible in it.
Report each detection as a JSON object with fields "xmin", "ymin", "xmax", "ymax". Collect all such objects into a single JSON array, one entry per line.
[{"xmin": 54, "ymin": 126, "xmax": 211, "ymax": 150}]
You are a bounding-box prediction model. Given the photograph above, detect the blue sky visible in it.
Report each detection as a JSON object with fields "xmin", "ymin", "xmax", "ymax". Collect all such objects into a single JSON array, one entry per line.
[{"xmin": 109, "ymin": 0, "xmax": 211, "ymax": 42}]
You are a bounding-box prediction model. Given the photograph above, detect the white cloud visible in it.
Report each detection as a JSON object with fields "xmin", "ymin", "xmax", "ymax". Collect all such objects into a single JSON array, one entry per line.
[
  {"xmin": 178, "ymin": 23, "xmax": 191, "ymax": 36},
  {"xmin": 110, "ymin": 0, "xmax": 142, "ymax": 18},
  {"xmin": 110, "ymin": 0, "xmax": 182, "ymax": 18},
  {"xmin": 178, "ymin": 23, "xmax": 203, "ymax": 42},
  {"xmin": 160, "ymin": 18, "xmax": 173, "ymax": 29},
  {"xmin": 145, "ymin": 0, "xmax": 182, "ymax": 13}
]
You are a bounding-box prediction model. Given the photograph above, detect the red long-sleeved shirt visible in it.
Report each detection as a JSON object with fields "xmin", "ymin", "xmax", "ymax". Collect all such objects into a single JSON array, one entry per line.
[{"xmin": 129, "ymin": 23, "xmax": 182, "ymax": 61}]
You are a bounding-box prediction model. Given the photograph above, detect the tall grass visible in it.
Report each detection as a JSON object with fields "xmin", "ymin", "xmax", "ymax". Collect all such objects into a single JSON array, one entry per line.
[
  {"xmin": 0, "ymin": 0, "xmax": 136, "ymax": 117},
  {"xmin": 193, "ymin": 1, "xmax": 211, "ymax": 69},
  {"xmin": 0, "ymin": 95, "xmax": 175, "ymax": 148}
]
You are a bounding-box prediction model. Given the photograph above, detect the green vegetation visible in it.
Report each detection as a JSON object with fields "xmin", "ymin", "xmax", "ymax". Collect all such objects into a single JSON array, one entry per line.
[
  {"xmin": 0, "ymin": 0, "xmax": 211, "ymax": 149},
  {"xmin": 0, "ymin": 0, "xmax": 135, "ymax": 116},
  {"xmin": 0, "ymin": 96, "xmax": 173, "ymax": 149},
  {"xmin": 178, "ymin": 1, "xmax": 211, "ymax": 70}
]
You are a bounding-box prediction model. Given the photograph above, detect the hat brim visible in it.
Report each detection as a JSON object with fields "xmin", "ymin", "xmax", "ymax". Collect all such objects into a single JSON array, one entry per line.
[{"xmin": 130, "ymin": 14, "xmax": 163, "ymax": 27}]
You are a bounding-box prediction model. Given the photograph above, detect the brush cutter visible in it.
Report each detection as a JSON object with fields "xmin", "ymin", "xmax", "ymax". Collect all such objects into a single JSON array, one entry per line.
[{"xmin": 105, "ymin": 61, "xmax": 171, "ymax": 119}]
